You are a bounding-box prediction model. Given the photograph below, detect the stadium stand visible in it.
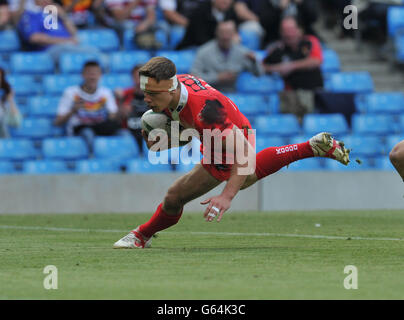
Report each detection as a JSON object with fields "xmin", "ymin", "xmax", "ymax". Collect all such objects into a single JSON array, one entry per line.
[{"xmin": 0, "ymin": 3, "xmax": 401, "ymax": 175}]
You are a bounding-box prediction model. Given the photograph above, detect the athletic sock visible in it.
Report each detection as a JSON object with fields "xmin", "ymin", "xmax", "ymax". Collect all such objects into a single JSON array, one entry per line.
[
  {"xmin": 255, "ymin": 141, "xmax": 314, "ymax": 180},
  {"xmin": 138, "ymin": 203, "xmax": 182, "ymax": 238}
]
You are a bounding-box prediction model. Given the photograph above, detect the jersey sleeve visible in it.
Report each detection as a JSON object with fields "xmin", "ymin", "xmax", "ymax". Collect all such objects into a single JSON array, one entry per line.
[
  {"xmin": 307, "ymin": 35, "xmax": 323, "ymax": 63},
  {"xmin": 57, "ymin": 87, "xmax": 75, "ymax": 116}
]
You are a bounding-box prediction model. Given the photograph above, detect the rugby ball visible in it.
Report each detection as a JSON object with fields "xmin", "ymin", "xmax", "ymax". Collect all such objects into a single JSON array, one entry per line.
[{"xmin": 141, "ymin": 110, "xmax": 171, "ymax": 134}]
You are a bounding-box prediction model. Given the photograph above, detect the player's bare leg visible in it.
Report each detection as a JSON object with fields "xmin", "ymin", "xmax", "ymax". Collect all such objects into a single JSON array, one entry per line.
[
  {"xmin": 389, "ymin": 140, "xmax": 404, "ymax": 181},
  {"xmin": 113, "ymin": 164, "xmax": 222, "ymax": 248}
]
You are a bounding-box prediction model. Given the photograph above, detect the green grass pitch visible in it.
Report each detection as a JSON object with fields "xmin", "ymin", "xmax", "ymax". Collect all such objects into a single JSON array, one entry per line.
[{"xmin": 1, "ymin": 210, "xmax": 404, "ymax": 300}]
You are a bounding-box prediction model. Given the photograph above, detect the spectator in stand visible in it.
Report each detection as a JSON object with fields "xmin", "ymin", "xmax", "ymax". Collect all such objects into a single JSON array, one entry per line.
[
  {"xmin": 55, "ymin": 61, "xmax": 121, "ymax": 155},
  {"xmin": 159, "ymin": 0, "xmax": 208, "ymax": 28},
  {"xmin": 103, "ymin": 0, "xmax": 157, "ymax": 49},
  {"xmin": 17, "ymin": 0, "xmax": 100, "ymax": 62},
  {"xmin": 262, "ymin": 16, "xmax": 323, "ymax": 123},
  {"xmin": 115, "ymin": 65, "xmax": 149, "ymax": 156},
  {"xmin": 0, "ymin": 68, "xmax": 21, "ymax": 138},
  {"xmin": 191, "ymin": 20, "xmax": 262, "ymax": 92},
  {"xmin": 234, "ymin": 0, "xmax": 265, "ymax": 45},
  {"xmin": 8, "ymin": 0, "xmax": 38, "ymax": 25},
  {"xmin": 0, "ymin": 0, "xmax": 10, "ymax": 29},
  {"xmin": 259, "ymin": 0, "xmax": 319, "ymax": 45},
  {"xmin": 176, "ymin": 0, "xmax": 241, "ymax": 50},
  {"xmin": 54, "ymin": 0, "xmax": 104, "ymax": 28}
]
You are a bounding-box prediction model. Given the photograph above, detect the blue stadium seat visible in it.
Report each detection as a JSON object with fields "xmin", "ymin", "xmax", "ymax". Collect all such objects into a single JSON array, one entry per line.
[
  {"xmin": 10, "ymin": 52, "xmax": 54, "ymax": 74},
  {"xmin": 75, "ymin": 159, "xmax": 120, "ymax": 174},
  {"xmin": 340, "ymin": 135, "xmax": 385, "ymax": 157},
  {"xmin": 109, "ymin": 51, "xmax": 151, "ymax": 73},
  {"xmin": 0, "ymin": 139, "xmax": 37, "ymax": 161},
  {"xmin": 386, "ymin": 134, "xmax": 402, "ymax": 152},
  {"xmin": 395, "ymin": 33, "xmax": 404, "ymax": 62},
  {"xmin": 240, "ymin": 29, "xmax": 260, "ymax": 50},
  {"xmin": 302, "ymin": 114, "xmax": 349, "ymax": 136},
  {"xmin": 22, "ymin": 160, "xmax": 69, "ymax": 174},
  {"xmin": 355, "ymin": 92, "xmax": 404, "ymax": 114},
  {"xmin": 42, "ymin": 137, "xmax": 89, "ymax": 160},
  {"xmin": 59, "ymin": 53, "xmax": 107, "ymax": 73},
  {"xmin": 287, "ymin": 158, "xmax": 324, "ymax": 171},
  {"xmin": 126, "ymin": 158, "xmax": 173, "ymax": 173},
  {"xmin": 374, "ymin": 156, "xmax": 394, "ymax": 170},
  {"xmin": 101, "ymin": 74, "xmax": 132, "ymax": 89},
  {"xmin": 288, "ymin": 134, "xmax": 313, "ymax": 145},
  {"xmin": 256, "ymin": 136, "xmax": 286, "ymax": 152},
  {"xmin": 321, "ymin": 49, "xmax": 341, "ymax": 73},
  {"xmin": 324, "ymin": 156, "xmax": 373, "ymax": 171},
  {"xmin": 0, "ymin": 161, "xmax": 17, "ymax": 174},
  {"xmin": 254, "ymin": 114, "xmax": 300, "ymax": 137},
  {"xmin": 352, "ymin": 114, "xmax": 396, "ymax": 135},
  {"xmin": 94, "ymin": 136, "xmax": 140, "ymax": 162},
  {"xmin": 236, "ymin": 73, "xmax": 284, "ymax": 94},
  {"xmin": 155, "ymin": 50, "xmax": 195, "ymax": 74},
  {"xmin": 27, "ymin": 96, "xmax": 60, "ymax": 118},
  {"xmin": 168, "ymin": 25, "xmax": 186, "ymax": 49},
  {"xmin": 7, "ymin": 75, "xmax": 42, "ymax": 96},
  {"xmin": 123, "ymin": 29, "xmax": 168, "ymax": 50},
  {"xmin": 324, "ymin": 72, "xmax": 374, "ymax": 93},
  {"xmin": 0, "ymin": 30, "xmax": 20, "ymax": 52},
  {"xmin": 77, "ymin": 29, "xmax": 120, "ymax": 51},
  {"xmin": 42, "ymin": 74, "xmax": 82, "ymax": 95},
  {"xmin": 10, "ymin": 118, "xmax": 63, "ymax": 139},
  {"xmin": 388, "ymin": 6, "xmax": 404, "ymax": 36},
  {"xmin": 227, "ymin": 94, "xmax": 269, "ymax": 116}
]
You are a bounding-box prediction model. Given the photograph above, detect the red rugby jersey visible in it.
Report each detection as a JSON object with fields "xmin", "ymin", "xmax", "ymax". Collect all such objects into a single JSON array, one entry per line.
[{"xmin": 163, "ymin": 74, "xmax": 254, "ymax": 165}]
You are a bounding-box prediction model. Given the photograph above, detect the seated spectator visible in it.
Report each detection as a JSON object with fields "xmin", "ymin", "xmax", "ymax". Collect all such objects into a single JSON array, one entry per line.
[
  {"xmin": 176, "ymin": 0, "xmax": 241, "ymax": 50},
  {"xmin": 115, "ymin": 65, "xmax": 149, "ymax": 155},
  {"xmin": 8, "ymin": 0, "xmax": 38, "ymax": 25},
  {"xmin": 259, "ymin": 0, "xmax": 319, "ymax": 45},
  {"xmin": 0, "ymin": 0, "xmax": 10, "ymax": 29},
  {"xmin": 17, "ymin": 0, "xmax": 100, "ymax": 62},
  {"xmin": 103, "ymin": 0, "xmax": 158, "ymax": 49},
  {"xmin": 191, "ymin": 20, "xmax": 262, "ymax": 92},
  {"xmin": 263, "ymin": 16, "xmax": 323, "ymax": 122},
  {"xmin": 0, "ymin": 68, "xmax": 21, "ymax": 138},
  {"xmin": 55, "ymin": 0, "xmax": 101, "ymax": 28},
  {"xmin": 234, "ymin": 0, "xmax": 265, "ymax": 44},
  {"xmin": 159, "ymin": 0, "xmax": 209, "ymax": 28},
  {"xmin": 54, "ymin": 61, "xmax": 121, "ymax": 155}
]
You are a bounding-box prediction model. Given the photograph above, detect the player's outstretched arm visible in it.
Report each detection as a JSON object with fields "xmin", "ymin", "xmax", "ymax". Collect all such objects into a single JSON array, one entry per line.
[{"xmin": 202, "ymin": 128, "xmax": 256, "ymax": 222}]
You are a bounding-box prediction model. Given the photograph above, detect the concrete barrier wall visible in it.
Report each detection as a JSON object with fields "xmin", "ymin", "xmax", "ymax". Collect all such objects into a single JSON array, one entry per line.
[{"xmin": 0, "ymin": 171, "xmax": 402, "ymax": 214}]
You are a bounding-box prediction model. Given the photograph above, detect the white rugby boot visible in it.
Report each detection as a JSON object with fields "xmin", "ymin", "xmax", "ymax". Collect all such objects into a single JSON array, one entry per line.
[
  {"xmin": 309, "ymin": 132, "xmax": 350, "ymax": 165},
  {"xmin": 113, "ymin": 227, "xmax": 152, "ymax": 249}
]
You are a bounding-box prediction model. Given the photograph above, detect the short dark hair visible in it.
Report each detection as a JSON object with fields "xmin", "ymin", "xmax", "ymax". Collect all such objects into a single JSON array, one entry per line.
[
  {"xmin": 82, "ymin": 60, "xmax": 101, "ymax": 71},
  {"xmin": 131, "ymin": 64, "xmax": 143, "ymax": 75},
  {"xmin": 139, "ymin": 57, "xmax": 176, "ymax": 82}
]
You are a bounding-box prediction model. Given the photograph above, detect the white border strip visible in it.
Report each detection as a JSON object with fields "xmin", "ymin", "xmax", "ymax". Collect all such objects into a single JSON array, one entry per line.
[{"xmin": 0, "ymin": 225, "xmax": 402, "ymax": 242}]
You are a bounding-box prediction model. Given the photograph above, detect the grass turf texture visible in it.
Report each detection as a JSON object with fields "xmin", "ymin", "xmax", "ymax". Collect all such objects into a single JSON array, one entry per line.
[{"xmin": 1, "ymin": 210, "xmax": 404, "ymax": 300}]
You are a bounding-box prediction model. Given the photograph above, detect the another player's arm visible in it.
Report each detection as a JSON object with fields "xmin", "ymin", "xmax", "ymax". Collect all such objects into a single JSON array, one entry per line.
[{"xmin": 202, "ymin": 126, "xmax": 255, "ymax": 222}]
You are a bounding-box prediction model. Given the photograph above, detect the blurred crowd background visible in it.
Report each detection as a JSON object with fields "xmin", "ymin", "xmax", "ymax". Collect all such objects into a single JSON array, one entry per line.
[{"xmin": 0, "ymin": 0, "xmax": 403, "ymax": 174}]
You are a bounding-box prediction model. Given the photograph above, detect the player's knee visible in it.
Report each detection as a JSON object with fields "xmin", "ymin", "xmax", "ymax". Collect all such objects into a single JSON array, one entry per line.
[{"xmin": 389, "ymin": 144, "xmax": 403, "ymax": 165}]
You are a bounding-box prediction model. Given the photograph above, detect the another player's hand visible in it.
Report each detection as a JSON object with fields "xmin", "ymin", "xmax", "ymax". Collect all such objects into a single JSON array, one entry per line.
[{"xmin": 201, "ymin": 195, "xmax": 232, "ymax": 222}]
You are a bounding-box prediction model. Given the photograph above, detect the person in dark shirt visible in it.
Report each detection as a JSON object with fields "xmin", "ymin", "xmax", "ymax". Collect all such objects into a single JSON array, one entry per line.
[
  {"xmin": 263, "ymin": 16, "xmax": 323, "ymax": 122},
  {"xmin": 0, "ymin": 0, "xmax": 10, "ymax": 29},
  {"xmin": 176, "ymin": 0, "xmax": 240, "ymax": 50},
  {"xmin": 115, "ymin": 65, "xmax": 149, "ymax": 155}
]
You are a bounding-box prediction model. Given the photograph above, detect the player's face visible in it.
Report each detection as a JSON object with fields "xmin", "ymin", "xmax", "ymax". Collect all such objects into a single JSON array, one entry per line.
[{"xmin": 143, "ymin": 91, "xmax": 173, "ymax": 112}]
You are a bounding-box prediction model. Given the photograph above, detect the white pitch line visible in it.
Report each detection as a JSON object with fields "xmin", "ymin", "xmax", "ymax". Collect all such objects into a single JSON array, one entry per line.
[{"xmin": 0, "ymin": 225, "xmax": 402, "ymax": 242}]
